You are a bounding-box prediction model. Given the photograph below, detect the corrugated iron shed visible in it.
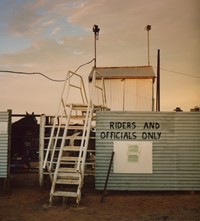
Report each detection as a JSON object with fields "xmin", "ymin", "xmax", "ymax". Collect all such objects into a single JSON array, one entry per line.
[{"xmin": 89, "ymin": 65, "xmax": 156, "ymax": 81}]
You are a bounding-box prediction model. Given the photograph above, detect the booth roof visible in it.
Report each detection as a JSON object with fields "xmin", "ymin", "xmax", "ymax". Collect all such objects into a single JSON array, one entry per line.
[{"xmin": 88, "ymin": 65, "xmax": 156, "ymax": 81}]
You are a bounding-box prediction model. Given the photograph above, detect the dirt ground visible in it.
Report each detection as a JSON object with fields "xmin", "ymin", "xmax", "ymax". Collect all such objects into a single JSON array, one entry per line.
[{"xmin": 0, "ymin": 173, "xmax": 200, "ymax": 221}]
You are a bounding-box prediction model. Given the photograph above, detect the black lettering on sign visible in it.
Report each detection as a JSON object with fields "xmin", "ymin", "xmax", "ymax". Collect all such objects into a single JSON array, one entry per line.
[
  {"xmin": 110, "ymin": 122, "xmax": 114, "ymax": 129},
  {"xmin": 131, "ymin": 122, "xmax": 136, "ymax": 129},
  {"xmin": 142, "ymin": 132, "xmax": 161, "ymax": 140},
  {"xmin": 100, "ymin": 131, "xmax": 137, "ymax": 140},
  {"xmin": 143, "ymin": 122, "xmax": 160, "ymax": 129},
  {"xmin": 100, "ymin": 132, "xmax": 106, "ymax": 139},
  {"xmin": 109, "ymin": 121, "xmax": 136, "ymax": 129}
]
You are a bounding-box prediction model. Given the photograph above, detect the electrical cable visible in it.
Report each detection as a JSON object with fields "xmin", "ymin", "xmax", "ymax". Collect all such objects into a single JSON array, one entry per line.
[
  {"xmin": 0, "ymin": 58, "xmax": 95, "ymax": 82},
  {"xmin": 153, "ymin": 66, "xmax": 200, "ymax": 79},
  {"xmin": 0, "ymin": 70, "xmax": 65, "ymax": 82},
  {"xmin": 1, "ymin": 64, "xmax": 199, "ymax": 82},
  {"xmin": 74, "ymin": 58, "xmax": 94, "ymax": 73}
]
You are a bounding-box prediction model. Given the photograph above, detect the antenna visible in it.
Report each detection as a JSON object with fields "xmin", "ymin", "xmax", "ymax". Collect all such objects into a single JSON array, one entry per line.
[
  {"xmin": 145, "ymin": 25, "xmax": 151, "ymax": 65},
  {"xmin": 156, "ymin": 49, "xmax": 160, "ymax": 111},
  {"xmin": 93, "ymin": 24, "xmax": 100, "ymax": 68}
]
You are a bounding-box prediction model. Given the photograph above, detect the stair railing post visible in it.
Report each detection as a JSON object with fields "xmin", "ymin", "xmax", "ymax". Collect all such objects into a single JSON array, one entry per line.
[
  {"xmin": 76, "ymin": 103, "xmax": 91, "ymax": 173},
  {"xmin": 80, "ymin": 105, "xmax": 94, "ymax": 178}
]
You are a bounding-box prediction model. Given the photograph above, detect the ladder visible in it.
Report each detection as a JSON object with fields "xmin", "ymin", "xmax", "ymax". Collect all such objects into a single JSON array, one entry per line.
[{"xmin": 43, "ymin": 70, "xmax": 107, "ymax": 205}]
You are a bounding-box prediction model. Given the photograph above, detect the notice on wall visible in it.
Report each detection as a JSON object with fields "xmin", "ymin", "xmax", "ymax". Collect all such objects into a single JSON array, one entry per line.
[
  {"xmin": 100, "ymin": 121, "xmax": 162, "ymax": 140},
  {"xmin": 113, "ymin": 141, "xmax": 152, "ymax": 174},
  {"xmin": 0, "ymin": 122, "xmax": 8, "ymax": 134}
]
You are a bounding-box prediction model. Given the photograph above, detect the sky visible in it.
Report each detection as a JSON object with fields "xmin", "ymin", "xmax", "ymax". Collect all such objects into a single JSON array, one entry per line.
[{"xmin": 0, "ymin": 0, "xmax": 200, "ymax": 115}]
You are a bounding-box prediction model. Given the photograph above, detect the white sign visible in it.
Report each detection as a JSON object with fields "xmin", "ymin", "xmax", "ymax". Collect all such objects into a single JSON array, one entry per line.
[{"xmin": 113, "ymin": 141, "xmax": 152, "ymax": 173}]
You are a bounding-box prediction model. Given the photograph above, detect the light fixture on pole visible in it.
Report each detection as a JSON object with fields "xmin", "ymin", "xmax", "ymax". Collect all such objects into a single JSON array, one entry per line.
[
  {"xmin": 145, "ymin": 25, "xmax": 151, "ymax": 66},
  {"xmin": 93, "ymin": 24, "xmax": 100, "ymax": 68}
]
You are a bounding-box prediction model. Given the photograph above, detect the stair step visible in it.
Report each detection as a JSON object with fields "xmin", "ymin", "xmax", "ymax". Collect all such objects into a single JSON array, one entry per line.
[
  {"xmin": 61, "ymin": 156, "xmax": 81, "ymax": 161},
  {"xmin": 60, "ymin": 161, "xmax": 78, "ymax": 165},
  {"xmin": 70, "ymin": 115, "xmax": 89, "ymax": 120},
  {"xmin": 58, "ymin": 168, "xmax": 77, "ymax": 173},
  {"xmin": 63, "ymin": 146, "xmax": 80, "ymax": 151},
  {"xmin": 58, "ymin": 172, "xmax": 80, "ymax": 178},
  {"xmin": 68, "ymin": 125, "xmax": 84, "ymax": 130},
  {"xmin": 53, "ymin": 191, "xmax": 77, "ymax": 198},
  {"xmin": 44, "ymin": 136, "xmax": 63, "ymax": 139},
  {"xmin": 67, "ymin": 103, "xmax": 88, "ymax": 110},
  {"xmin": 70, "ymin": 116, "xmax": 96, "ymax": 120},
  {"xmin": 45, "ymin": 125, "xmax": 84, "ymax": 130},
  {"xmin": 63, "ymin": 146, "xmax": 92, "ymax": 152},
  {"xmin": 66, "ymin": 103, "xmax": 105, "ymax": 110},
  {"xmin": 56, "ymin": 179, "xmax": 80, "ymax": 185},
  {"xmin": 45, "ymin": 135, "xmax": 91, "ymax": 140}
]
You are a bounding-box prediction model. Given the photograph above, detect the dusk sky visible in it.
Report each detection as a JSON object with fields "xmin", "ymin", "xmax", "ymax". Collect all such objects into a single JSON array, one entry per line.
[{"xmin": 0, "ymin": 0, "xmax": 199, "ymax": 115}]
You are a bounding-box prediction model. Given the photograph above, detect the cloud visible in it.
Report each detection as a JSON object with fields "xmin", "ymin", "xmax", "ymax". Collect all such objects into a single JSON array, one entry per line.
[
  {"xmin": 0, "ymin": 35, "xmax": 93, "ymax": 75},
  {"xmin": 42, "ymin": 19, "xmax": 55, "ymax": 27},
  {"xmin": 73, "ymin": 49, "xmax": 85, "ymax": 55},
  {"xmin": 50, "ymin": 27, "xmax": 61, "ymax": 36},
  {"xmin": 1, "ymin": 0, "xmax": 199, "ymax": 71},
  {"xmin": 1, "ymin": 0, "xmax": 85, "ymax": 38},
  {"xmin": 6, "ymin": 4, "xmax": 42, "ymax": 37}
]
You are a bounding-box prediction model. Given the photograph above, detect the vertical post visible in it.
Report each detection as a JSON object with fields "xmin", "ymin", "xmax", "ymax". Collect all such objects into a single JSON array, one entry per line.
[
  {"xmin": 122, "ymin": 79, "xmax": 125, "ymax": 111},
  {"xmin": 101, "ymin": 151, "xmax": 115, "ymax": 203},
  {"xmin": 39, "ymin": 114, "xmax": 45, "ymax": 187},
  {"xmin": 94, "ymin": 32, "xmax": 97, "ymax": 68},
  {"xmin": 156, "ymin": 49, "xmax": 160, "ymax": 111},
  {"xmin": 145, "ymin": 25, "xmax": 151, "ymax": 66},
  {"xmin": 93, "ymin": 25, "xmax": 100, "ymax": 68},
  {"xmin": 148, "ymin": 30, "xmax": 150, "ymax": 65}
]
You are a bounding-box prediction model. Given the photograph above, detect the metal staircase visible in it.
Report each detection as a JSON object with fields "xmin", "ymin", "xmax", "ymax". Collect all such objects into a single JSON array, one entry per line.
[{"xmin": 43, "ymin": 69, "xmax": 107, "ymax": 205}]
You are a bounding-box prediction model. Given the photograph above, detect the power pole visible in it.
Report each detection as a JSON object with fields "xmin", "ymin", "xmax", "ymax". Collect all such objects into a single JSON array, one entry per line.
[{"xmin": 93, "ymin": 24, "xmax": 100, "ymax": 68}]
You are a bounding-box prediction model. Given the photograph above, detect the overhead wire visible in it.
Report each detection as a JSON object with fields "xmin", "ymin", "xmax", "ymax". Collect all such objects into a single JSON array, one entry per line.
[
  {"xmin": 153, "ymin": 66, "xmax": 200, "ymax": 79},
  {"xmin": 0, "ymin": 63, "xmax": 199, "ymax": 82},
  {"xmin": 74, "ymin": 58, "xmax": 94, "ymax": 73},
  {"xmin": 0, "ymin": 58, "xmax": 95, "ymax": 82},
  {"xmin": 0, "ymin": 70, "xmax": 65, "ymax": 82}
]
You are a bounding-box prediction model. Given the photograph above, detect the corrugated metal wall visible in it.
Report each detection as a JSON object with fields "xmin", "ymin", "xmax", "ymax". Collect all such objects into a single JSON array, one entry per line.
[
  {"xmin": 96, "ymin": 111, "xmax": 200, "ymax": 191},
  {"xmin": 0, "ymin": 110, "xmax": 11, "ymax": 178}
]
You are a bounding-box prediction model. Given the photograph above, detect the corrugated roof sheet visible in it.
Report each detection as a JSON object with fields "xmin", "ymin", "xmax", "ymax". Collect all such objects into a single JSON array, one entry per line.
[{"xmin": 89, "ymin": 65, "xmax": 156, "ymax": 81}]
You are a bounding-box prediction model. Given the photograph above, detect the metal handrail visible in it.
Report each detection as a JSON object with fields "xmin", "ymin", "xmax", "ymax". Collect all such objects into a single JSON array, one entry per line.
[
  {"xmin": 50, "ymin": 104, "xmax": 73, "ymax": 200},
  {"xmin": 67, "ymin": 71, "xmax": 88, "ymax": 104},
  {"xmin": 76, "ymin": 104, "xmax": 93, "ymax": 174},
  {"xmin": 43, "ymin": 71, "xmax": 88, "ymax": 170},
  {"xmin": 89, "ymin": 69, "xmax": 107, "ymax": 108},
  {"xmin": 80, "ymin": 105, "xmax": 94, "ymax": 178}
]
